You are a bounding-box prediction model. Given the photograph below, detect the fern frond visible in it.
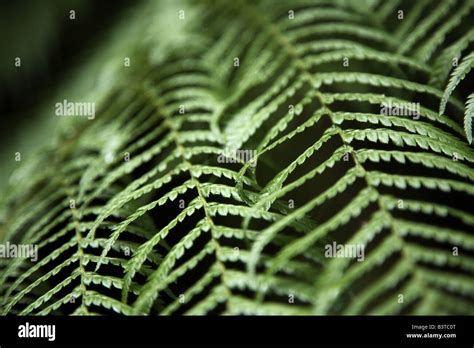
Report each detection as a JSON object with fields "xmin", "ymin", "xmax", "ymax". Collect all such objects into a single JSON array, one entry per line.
[
  {"xmin": 439, "ymin": 51, "xmax": 474, "ymax": 115},
  {"xmin": 1, "ymin": 0, "xmax": 473, "ymax": 316},
  {"xmin": 465, "ymin": 93, "xmax": 474, "ymax": 144}
]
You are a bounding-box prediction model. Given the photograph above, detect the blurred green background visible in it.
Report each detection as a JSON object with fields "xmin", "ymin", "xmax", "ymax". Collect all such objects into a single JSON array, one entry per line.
[{"xmin": 0, "ymin": 0, "xmax": 133, "ymax": 192}]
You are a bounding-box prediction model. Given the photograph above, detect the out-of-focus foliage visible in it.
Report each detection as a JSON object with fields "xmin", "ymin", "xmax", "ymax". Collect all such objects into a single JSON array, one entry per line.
[{"xmin": 0, "ymin": 0, "xmax": 473, "ymax": 315}]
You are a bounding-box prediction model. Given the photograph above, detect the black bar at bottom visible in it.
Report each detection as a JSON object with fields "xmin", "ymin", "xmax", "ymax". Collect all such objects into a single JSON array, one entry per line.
[{"xmin": 0, "ymin": 316, "xmax": 472, "ymax": 346}]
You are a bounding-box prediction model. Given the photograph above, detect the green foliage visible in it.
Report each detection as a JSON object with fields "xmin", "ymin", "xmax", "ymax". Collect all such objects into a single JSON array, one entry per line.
[
  {"xmin": 439, "ymin": 52, "xmax": 474, "ymax": 116},
  {"xmin": 0, "ymin": 0, "xmax": 473, "ymax": 315},
  {"xmin": 466, "ymin": 93, "xmax": 474, "ymax": 144}
]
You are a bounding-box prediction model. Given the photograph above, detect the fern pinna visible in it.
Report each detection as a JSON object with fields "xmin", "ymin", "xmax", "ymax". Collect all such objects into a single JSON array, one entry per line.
[{"xmin": 0, "ymin": 0, "xmax": 473, "ymax": 315}]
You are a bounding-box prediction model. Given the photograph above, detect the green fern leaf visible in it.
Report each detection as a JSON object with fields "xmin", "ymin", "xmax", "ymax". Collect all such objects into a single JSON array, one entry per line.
[{"xmin": 0, "ymin": 0, "xmax": 473, "ymax": 316}]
